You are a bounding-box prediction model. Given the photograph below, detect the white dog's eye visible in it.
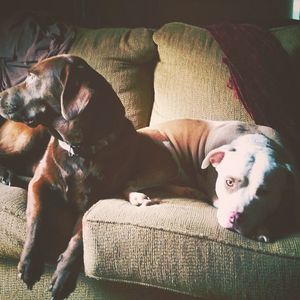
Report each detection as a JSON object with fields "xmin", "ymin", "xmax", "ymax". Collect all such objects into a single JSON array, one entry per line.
[{"xmin": 225, "ymin": 178, "xmax": 235, "ymax": 187}]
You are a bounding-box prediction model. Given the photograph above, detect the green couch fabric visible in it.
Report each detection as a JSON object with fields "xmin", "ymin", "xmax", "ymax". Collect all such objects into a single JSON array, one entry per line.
[
  {"xmin": 150, "ymin": 22, "xmax": 253, "ymax": 125},
  {"xmin": 0, "ymin": 185, "xmax": 26, "ymax": 260},
  {"xmin": 83, "ymin": 198, "xmax": 300, "ymax": 300},
  {"xmin": 0, "ymin": 258, "xmax": 199, "ymax": 300}
]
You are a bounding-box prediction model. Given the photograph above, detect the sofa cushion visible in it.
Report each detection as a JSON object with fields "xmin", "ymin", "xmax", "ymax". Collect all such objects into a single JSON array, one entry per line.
[
  {"xmin": 69, "ymin": 27, "xmax": 157, "ymax": 129},
  {"xmin": 0, "ymin": 183, "xmax": 75, "ymax": 262},
  {"xmin": 0, "ymin": 184, "xmax": 26, "ymax": 259},
  {"xmin": 150, "ymin": 22, "xmax": 253, "ymax": 125},
  {"xmin": 83, "ymin": 197, "xmax": 300, "ymax": 300}
]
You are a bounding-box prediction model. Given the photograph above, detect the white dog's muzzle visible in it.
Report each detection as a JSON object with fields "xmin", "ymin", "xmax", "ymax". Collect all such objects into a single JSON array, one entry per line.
[{"xmin": 202, "ymin": 134, "xmax": 293, "ymax": 240}]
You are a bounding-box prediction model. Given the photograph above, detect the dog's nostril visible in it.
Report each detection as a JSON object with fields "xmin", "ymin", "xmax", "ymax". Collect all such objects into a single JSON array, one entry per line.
[{"xmin": 229, "ymin": 211, "xmax": 242, "ymax": 225}]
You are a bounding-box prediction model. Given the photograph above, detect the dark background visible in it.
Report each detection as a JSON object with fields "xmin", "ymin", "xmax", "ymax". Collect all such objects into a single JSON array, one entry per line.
[{"xmin": 1, "ymin": 0, "xmax": 295, "ymax": 28}]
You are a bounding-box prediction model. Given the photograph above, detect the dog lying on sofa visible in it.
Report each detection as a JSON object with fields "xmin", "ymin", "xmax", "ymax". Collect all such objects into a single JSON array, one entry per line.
[
  {"xmin": 0, "ymin": 54, "xmax": 297, "ymax": 299},
  {"xmin": 126, "ymin": 119, "xmax": 298, "ymax": 242}
]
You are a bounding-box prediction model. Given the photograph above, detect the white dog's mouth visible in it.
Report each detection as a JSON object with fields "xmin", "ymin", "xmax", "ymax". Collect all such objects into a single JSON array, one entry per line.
[{"xmin": 217, "ymin": 209, "xmax": 271, "ymax": 242}]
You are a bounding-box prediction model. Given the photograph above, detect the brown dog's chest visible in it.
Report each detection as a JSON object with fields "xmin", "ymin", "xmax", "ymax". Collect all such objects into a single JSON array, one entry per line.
[
  {"xmin": 51, "ymin": 142, "xmax": 135, "ymax": 212},
  {"xmin": 61, "ymin": 156, "xmax": 103, "ymax": 209}
]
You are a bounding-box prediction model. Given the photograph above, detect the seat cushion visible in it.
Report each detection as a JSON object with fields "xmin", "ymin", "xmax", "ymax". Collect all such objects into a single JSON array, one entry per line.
[
  {"xmin": 69, "ymin": 27, "xmax": 157, "ymax": 129},
  {"xmin": 83, "ymin": 197, "xmax": 300, "ymax": 300},
  {"xmin": 0, "ymin": 184, "xmax": 26, "ymax": 259},
  {"xmin": 0, "ymin": 183, "xmax": 74, "ymax": 262}
]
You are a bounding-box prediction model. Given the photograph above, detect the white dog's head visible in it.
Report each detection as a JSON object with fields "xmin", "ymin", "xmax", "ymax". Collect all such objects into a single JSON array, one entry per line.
[{"xmin": 202, "ymin": 134, "xmax": 295, "ymax": 241}]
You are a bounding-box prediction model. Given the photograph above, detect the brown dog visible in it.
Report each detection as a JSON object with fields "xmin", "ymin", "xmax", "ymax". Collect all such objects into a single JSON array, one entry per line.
[{"xmin": 0, "ymin": 54, "xmax": 141, "ymax": 299}]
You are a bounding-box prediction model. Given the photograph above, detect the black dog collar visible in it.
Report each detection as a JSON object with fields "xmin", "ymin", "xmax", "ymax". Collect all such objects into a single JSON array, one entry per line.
[{"xmin": 58, "ymin": 119, "xmax": 134, "ymax": 157}]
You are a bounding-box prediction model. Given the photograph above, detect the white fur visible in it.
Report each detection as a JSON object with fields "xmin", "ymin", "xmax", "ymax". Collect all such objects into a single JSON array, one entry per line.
[{"xmin": 202, "ymin": 134, "xmax": 290, "ymax": 236}]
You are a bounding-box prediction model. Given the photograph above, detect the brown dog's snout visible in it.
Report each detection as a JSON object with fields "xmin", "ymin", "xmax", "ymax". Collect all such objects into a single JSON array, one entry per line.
[{"xmin": 0, "ymin": 90, "xmax": 21, "ymax": 116}]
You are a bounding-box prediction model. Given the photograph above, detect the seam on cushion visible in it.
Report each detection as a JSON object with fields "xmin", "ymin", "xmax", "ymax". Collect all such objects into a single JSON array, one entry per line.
[
  {"xmin": 85, "ymin": 274, "xmax": 206, "ymax": 300},
  {"xmin": 83, "ymin": 219, "xmax": 300, "ymax": 260}
]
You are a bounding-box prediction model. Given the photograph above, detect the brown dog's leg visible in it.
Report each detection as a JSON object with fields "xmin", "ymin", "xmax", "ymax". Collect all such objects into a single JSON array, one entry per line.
[
  {"xmin": 18, "ymin": 178, "xmax": 50, "ymax": 289},
  {"xmin": 124, "ymin": 132, "xmax": 179, "ymax": 206},
  {"xmin": 49, "ymin": 217, "xmax": 83, "ymax": 300}
]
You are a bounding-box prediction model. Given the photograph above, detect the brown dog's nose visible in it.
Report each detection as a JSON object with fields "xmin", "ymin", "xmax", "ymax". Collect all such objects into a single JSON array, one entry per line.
[
  {"xmin": 0, "ymin": 91, "xmax": 19, "ymax": 114},
  {"xmin": 0, "ymin": 91, "xmax": 7, "ymax": 105}
]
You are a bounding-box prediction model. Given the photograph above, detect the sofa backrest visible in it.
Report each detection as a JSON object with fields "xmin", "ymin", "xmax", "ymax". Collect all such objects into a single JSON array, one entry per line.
[
  {"xmin": 68, "ymin": 27, "xmax": 157, "ymax": 129},
  {"xmin": 69, "ymin": 22, "xmax": 300, "ymax": 129},
  {"xmin": 150, "ymin": 22, "xmax": 253, "ymax": 125}
]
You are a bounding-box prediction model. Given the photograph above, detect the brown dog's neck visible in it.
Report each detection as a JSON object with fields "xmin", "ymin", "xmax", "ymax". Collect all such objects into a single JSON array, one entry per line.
[{"xmin": 54, "ymin": 117, "xmax": 135, "ymax": 157}]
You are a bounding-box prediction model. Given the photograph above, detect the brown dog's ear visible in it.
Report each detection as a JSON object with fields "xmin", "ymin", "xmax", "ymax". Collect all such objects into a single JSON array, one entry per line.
[{"xmin": 60, "ymin": 62, "xmax": 93, "ymax": 120}]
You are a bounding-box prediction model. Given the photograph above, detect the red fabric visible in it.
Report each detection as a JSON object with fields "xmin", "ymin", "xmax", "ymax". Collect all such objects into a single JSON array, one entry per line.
[{"xmin": 206, "ymin": 23, "xmax": 300, "ymax": 165}]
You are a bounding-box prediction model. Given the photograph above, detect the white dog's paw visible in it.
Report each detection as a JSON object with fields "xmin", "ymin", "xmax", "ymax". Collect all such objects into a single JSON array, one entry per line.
[{"xmin": 128, "ymin": 192, "xmax": 159, "ymax": 206}]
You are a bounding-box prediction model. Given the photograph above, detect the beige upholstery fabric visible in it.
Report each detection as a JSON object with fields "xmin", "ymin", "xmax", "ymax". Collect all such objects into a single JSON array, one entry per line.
[
  {"xmin": 0, "ymin": 183, "xmax": 74, "ymax": 263},
  {"xmin": 150, "ymin": 22, "xmax": 253, "ymax": 125},
  {"xmin": 0, "ymin": 257, "xmax": 198, "ymax": 300},
  {"xmin": 0, "ymin": 184, "xmax": 26, "ymax": 259},
  {"xmin": 69, "ymin": 27, "xmax": 157, "ymax": 129},
  {"xmin": 83, "ymin": 198, "xmax": 300, "ymax": 300}
]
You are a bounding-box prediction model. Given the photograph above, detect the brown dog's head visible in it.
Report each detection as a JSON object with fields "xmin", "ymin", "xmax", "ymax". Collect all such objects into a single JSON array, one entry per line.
[{"xmin": 0, "ymin": 55, "xmax": 125, "ymax": 141}]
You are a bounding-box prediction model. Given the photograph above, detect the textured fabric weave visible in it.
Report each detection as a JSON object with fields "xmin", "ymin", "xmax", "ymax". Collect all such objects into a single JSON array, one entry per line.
[
  {"xmin": 69, "ymin": 27, "xmax": 157, "ymax": 129},
  {"xmin": 0, "ymin": 184, "xmax": 27, "ymax": 259},
  {"xmin": 0, "ymin": 257, "xmax": 199, "ymax": 300},
  {"xmin": 83, "ymin": 198, "xmax": 300, "ymax": 300},
  {"xmin": 151, "ymin": 22, "xmax": 253, "ymax": 125}
]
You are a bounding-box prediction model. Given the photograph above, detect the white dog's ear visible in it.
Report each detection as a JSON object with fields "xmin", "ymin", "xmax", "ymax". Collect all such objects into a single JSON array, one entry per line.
[{"xmin": 201, "ymin": 145, "xmax": 235, "ymax": 169}]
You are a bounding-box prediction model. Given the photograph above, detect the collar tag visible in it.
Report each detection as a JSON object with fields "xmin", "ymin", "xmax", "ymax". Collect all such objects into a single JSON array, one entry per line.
[{"xmin": 58, "ymin": 140, "xmax": 78, "ymax": 157}]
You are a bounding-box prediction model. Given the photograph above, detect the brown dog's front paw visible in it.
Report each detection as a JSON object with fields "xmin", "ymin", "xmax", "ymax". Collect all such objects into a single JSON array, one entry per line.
[
  {"xmin": 49, "ymin": 254, "xmax": 81, "ymax": 300},
  {"xmin": 18, "ymin": 254, "xmax": 44, "ymax": 290}
]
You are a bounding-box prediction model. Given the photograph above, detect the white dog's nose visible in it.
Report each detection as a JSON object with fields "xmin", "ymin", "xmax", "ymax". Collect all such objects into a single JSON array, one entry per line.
[{"xmin": 229, "ymin": 211, "xmax": 242, "ymax": 226}]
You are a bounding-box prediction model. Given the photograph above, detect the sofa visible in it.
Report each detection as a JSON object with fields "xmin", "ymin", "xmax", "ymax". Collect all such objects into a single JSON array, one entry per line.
[{"xmin": 0, "ymin": 21, "xmax": 300, "ymax": 300}]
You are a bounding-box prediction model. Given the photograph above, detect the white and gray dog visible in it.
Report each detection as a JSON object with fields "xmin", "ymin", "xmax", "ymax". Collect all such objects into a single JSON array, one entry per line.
[{"xmin": 125, "ymin": 119, "xmax": 299, "ymax": 242}]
